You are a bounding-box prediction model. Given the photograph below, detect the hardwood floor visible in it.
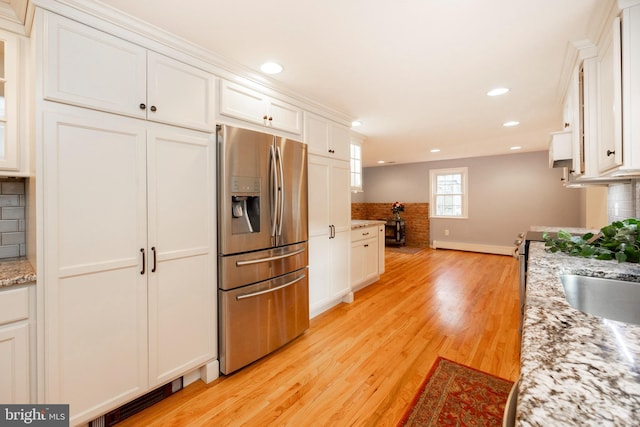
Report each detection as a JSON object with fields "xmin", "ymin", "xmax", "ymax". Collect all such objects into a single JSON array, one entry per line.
[{"xmin": 119, "ymin": 248, "xmax": 521, "ymax": 427}]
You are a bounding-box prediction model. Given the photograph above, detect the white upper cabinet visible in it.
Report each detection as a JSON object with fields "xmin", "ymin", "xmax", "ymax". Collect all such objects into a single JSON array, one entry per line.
[
  {"xmin": 43, "ymin": 13, "xmax": 215, "ymax": 132},
  {"xmin": 304, "ymin": 112, "xmax": 350, "ymax": 160},
  {"xmin": 146, "ymin": 52, "xmax": 215, "ymax": 131},
  {"xmin": 597, "ymin": 16, "xmax": 623, "ymax": 173},
  {"xmin": 597, "ymin": 4, "xmax": 640, "ymax": 176},
  {"xmin": 619, "ymin": 4, "xmax": 640, "ymax": 174},
  {"xmin": 218, "ymin": 80, "xmax": 302, "ymax": 135},
  {"xmin": 0, "ymin": 29, "xmax": 22, "ymax": 173}
]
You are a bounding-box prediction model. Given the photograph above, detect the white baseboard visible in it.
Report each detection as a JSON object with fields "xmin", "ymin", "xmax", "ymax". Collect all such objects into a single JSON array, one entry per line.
[{"xmin": 431, "ymin": 240, "xmax": 515, "ymax": 256}]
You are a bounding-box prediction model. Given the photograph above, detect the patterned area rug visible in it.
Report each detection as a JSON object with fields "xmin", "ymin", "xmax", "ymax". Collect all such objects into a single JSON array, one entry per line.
[{"xmin": 398, "ymin": 357, "xmax": 514, "ymax": 427}]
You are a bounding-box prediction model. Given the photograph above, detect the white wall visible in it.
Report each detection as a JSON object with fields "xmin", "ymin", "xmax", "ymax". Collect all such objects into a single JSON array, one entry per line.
[{"xmin": 353, "ymin": 151, "xmax": 584, "ymax": 247}]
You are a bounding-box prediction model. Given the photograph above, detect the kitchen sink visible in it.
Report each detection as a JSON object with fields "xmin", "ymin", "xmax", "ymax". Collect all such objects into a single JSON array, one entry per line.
[{"xmin": 560, "ymin": 274, "xmax": 640, "ymax": 325}]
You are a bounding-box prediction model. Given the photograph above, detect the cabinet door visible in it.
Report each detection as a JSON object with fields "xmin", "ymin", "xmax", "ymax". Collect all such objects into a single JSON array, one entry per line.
[
  {"xmin": 0, "ymin": 323, "xmax": 29, "ymax": 403},
  {"xmin": 268, "ymin": 98, "xmax": 302, "ymax": 134},
  {"xmin": 147, "ymin": 125, "xmax": 216, "ymax": 386},
  {"xmin": 219, "ymin": 80, "xmax": 267, "ymax": 125},
  {"xmin": 329, "ymin": 159, "xmax": 351, "ymax": 233},
  {"xmin": 147, "ymin": 52, "xmax": 215, "ymax": 132},
  {"xmin": 331, "ymin": 230, "xmax": 351, "ymax": 298},
  {"xmin": 350, "ymin": 240, "xmax": 365, "ymax": 286},
  {"xmin": 0, "ymin": 30, "xmax": 19, "ymax": 171},
  {"xmin": 308, "ymin": 155, "xmax": 331, "ymax": 238},
  {"xmin": 308, "ymin": 234, "xmax": 332, "ymax": 315},
  {"xmin": 378, "ymin": 225, "xmax": 385, "ymax": 274},
  {"xmin": 597, "ymin": 17, "xmax": 623, "ymax": 173},
  {"xmin": 363, "ymin": 237, "xmax": 379, "ymax": 281},
  {"xmin": 330, "ymin": 123, "xmax": 351, "ymax": 161},
  {"xmin": 43, "ymin": 13, "xmax": 147, "ymax": 119},
  {"xmin": 304, "ymin": 113, "xmax": 328, "ymax": 156},
  {"xmin": 43, "ymin": 106, "xmax": 148, "ymax": 425}
]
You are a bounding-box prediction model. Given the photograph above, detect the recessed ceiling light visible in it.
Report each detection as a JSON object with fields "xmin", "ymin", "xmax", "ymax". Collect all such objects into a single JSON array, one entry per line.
[
  {"xmin": 430, "ymin": 148, "xmax": 441, "ymax": 153},
  {"xmin": 487, "ymin": 87, "xmax": 510, "ymax": 96},
  {"xmin": 510, "ymin": 146, "xmax": 522, "ymax": 150},
  {"xmin": 352, "ymin": 121, "xmax": 362, "ymax": 127},
  {"xmin": 377, "ymin": 160, "xmax": 385, "ymax": 164},
  {"xmin": 260, "ymin": 62, "xmax": 283, "ymax": 74},
  {"xmin": 503, "ymin": 121, "xmax": 520, "ymax": 127}
]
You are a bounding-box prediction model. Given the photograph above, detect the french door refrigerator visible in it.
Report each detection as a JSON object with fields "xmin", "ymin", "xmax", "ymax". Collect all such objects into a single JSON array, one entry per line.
[{"xmin": 217, "ymin": 124, "xmax": 309, "ymax": 374}]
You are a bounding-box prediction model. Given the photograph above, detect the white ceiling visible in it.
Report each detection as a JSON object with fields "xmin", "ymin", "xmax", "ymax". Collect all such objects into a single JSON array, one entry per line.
[{"xmin": 97, "ymin": 0, "xmax": 612, "ymax": 167}]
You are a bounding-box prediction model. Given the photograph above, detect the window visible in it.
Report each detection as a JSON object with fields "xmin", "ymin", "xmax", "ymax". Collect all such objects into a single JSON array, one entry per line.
[
  {"xmin": 350, "ymin": 139, "xmax": 362, "ymax": 192},
  {"xmin": 430, "ymin": 167, "xmax": 468, "ymax": 218}
]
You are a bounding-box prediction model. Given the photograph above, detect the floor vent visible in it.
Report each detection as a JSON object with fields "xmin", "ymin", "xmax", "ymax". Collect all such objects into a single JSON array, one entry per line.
[{"xmin": 89, "ymin": 377, "xmax": 183, "ymax": 427}]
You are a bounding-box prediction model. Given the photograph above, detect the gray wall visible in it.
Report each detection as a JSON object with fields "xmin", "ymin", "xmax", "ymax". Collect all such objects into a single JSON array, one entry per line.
[{"xmin": 353, "ymin": 151, "xmax": 584, "ymax": 247}]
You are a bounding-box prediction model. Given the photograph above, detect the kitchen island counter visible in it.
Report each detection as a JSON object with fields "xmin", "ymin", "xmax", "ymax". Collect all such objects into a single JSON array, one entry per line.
[
  {"xmin": 0, "ymin": 257, "xmax": 36, "ymax": 288},
  {"xmin": 519, "ymin": 242, "xmax": 640, "ymax": 425}
]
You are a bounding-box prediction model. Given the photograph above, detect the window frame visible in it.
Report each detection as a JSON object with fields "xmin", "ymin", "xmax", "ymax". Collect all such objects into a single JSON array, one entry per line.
[
  {"xmin": 429, "ymin": 167, "xmax": 469, "ymax": 219},
  {"xmin": 350, "ymin": 138, "xmax": 363, "ymax": 192}
]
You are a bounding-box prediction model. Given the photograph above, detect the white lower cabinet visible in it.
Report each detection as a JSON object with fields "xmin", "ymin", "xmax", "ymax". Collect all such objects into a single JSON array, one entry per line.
[
  {"xmin": 307, "ymin": 154, "xmax": 351, "ymax": 317},
  {"xmin": 308, "ymin": 230, "xmax": 350, "ymax": 316},
  {"xmin": 41, "ymin": 104, "xmax": 216, "ymax": 425},
  {"xmin": 378, "ymin": 225, "xmax": 385, "ymax": 275},
  {"xmin": 350, "ymin": 226, "xmax": 381, "ymax": 291},
  {"xmin": 0, "ymin": 285, "xmax": 32, "ymax": 404}
]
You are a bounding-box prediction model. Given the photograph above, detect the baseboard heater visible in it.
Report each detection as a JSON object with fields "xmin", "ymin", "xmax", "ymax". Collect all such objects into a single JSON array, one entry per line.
[
  {"xmin": 89, "ymin": 377, "xmax": 183, "ymax": 427},
  {"xmin": 431, "ymin": 240, "xmax": 514, "ymax": 256}
]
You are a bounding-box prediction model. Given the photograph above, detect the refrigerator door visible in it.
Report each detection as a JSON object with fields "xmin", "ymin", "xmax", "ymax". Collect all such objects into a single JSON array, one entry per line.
[
  {"xmin": 218, "ymin": 268, "xmax": 309, "ymax": 374},
  {"xmin": 218, "ymin": 242, "xmax": 308, "ymax": 291},
  {"xmin": 218, "ymin": 125, "xmax": 275, "ymax": 254},
  {"xmin": 275, "ymin": 136, "xmax": 308, "ymax": 247}
]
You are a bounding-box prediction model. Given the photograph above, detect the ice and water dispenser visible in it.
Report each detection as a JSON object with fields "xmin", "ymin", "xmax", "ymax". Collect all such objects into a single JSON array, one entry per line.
[{"xmin": 230, "ymin": 176, "xmax": 261, "ymax": 234}]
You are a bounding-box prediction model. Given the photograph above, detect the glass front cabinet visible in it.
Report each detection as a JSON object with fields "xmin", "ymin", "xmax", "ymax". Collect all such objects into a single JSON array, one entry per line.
[{"xmin": 0, "ymin": 29, "xmax": 20, "ymax": 173}]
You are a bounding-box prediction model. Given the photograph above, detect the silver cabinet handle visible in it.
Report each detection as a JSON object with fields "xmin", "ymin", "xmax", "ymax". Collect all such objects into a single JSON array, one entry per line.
[
  {"xmin": 235, "ymin": 248, "xmax": 306, "ymax": 266},
  {"xmin": 236, "ymin": 274, "xmax": 306, "ymax": 300}
]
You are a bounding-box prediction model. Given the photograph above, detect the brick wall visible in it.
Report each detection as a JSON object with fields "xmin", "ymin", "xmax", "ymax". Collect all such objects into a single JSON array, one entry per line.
[{"xmin": 351, "ymin": 202, "xmax": 430, "ymax": 248}]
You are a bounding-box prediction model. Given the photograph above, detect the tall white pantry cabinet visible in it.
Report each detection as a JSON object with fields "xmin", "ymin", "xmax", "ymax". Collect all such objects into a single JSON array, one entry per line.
[
  {"xmin": 32, "ymin": 9, "xmax": 217, "ymax": 425},
  {"xmin": 305, "ymin": 113, "xmax": 352, "ymax": 317}
]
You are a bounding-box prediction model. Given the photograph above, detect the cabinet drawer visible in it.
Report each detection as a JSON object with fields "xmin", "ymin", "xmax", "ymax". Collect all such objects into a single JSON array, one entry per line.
[
  {"xmin": 351, "ymin": 227, "xmax": 376, "ymax": 242},
  {"xmin": 0, "ymin": 286, "xmax": 29, "ymax": 325}
]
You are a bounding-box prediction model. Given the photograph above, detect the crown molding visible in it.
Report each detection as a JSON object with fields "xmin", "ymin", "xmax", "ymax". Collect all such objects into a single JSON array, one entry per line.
[
  {"xmin": 619, "ymin": 0, "xmax": 640, "ymax": 9},
  {"xmin": 29, "ymin": 0, "xmax": 353, "ymax": 126}
]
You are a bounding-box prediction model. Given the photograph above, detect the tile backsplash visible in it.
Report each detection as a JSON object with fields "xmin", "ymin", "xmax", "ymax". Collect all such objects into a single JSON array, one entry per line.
[
  {"xmin": 608, "ymin": 180, "xmax": 639, "ymax": 222},
  {"xmin": 0, "ymin": 178, "xmax": 25, "ymax": 259}
]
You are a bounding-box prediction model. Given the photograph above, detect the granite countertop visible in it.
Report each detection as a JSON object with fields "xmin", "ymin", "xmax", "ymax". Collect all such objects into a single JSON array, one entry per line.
[
  {"xmin": 351, "ymin": 219, "xmax": 387, "ymax": 229},
  {"xmin": 518, "ymin": 243, "xmax": 640, "ymax": 426},
  {"xmin": 0, "ymin": 257, "xmax": 36, "ymax": 288}
]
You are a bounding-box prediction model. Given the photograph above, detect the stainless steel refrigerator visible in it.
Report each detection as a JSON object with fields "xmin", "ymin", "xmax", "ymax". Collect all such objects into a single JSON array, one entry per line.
[{"xmin": 217, "ymin": 124, "xmax": 309, "ymax": 374}]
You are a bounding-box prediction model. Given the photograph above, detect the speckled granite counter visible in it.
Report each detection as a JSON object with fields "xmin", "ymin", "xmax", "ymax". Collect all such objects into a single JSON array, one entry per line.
[
  {"xmin": 0, "ymin": 257, "xmax": 36, "ymax": 288},
  {"xmin": 518, "ymin": 242, "xmax": 640, "ymax": 426},
  {"xmin": 351, "ymin": 219, "xmax": 386, "ymax": 229}
]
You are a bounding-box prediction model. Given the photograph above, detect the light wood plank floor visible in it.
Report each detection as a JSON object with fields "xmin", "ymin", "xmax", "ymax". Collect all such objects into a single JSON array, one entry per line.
[{"xmin": 119, "ymin": 248, "xmax": 521, "ymax": 427}]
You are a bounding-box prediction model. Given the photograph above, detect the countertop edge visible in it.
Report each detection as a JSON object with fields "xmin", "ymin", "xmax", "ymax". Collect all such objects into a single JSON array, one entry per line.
[
  {"xmin": 0, "ymin": 257, "xmax": 37, "ymax": 288},
  {"xmin": 518, "ymin": 242, "xmax": 640, "ymax": 425}
]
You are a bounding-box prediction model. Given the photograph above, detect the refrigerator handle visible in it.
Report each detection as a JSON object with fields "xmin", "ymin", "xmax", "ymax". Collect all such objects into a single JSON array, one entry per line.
[
  {"xmin": 236, "ymin": 274, "xmax": 306, "ymax": 300},
  {"xmin": 269, "ymin": 144, "xmax": 278, "ymax": 238},
  {"xmin": 276, "ymin": 145, "xmax": 284, "ymax": 237}
]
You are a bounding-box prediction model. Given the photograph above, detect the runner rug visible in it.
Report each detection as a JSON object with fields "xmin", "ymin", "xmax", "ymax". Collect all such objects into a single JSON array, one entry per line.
[{"xmin": 398, "ymin": 357, "xmax": 514, "ymax": 427}]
